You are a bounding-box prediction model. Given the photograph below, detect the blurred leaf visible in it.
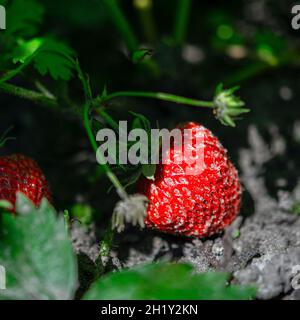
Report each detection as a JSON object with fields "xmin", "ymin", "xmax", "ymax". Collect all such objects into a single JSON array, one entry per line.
[
  {"xmin": 208, "ymin": 10, "xmax": 232, "ymax": 27},
  {"xmin": 71, "ymin": 204, "xmax": 94, "ymax": 225},
  {"xmin": 0, "ymin": 193, "xmax": 77, "ymax": 300},
  {"xmin": 292, "ymin": 203, "xmax": 300, "ymax": 215},
  {"xmin": 0, "ymin": 200, "xmax": 13, "ymax": 211},
  {"xmin": 256, "ymin": 44, "xmax": 278, "ymax": 66},
  {"xmin": 132, "ymin": 48, "xmax": 153, "ymax": 64},
  {"xmin": 42, "ymin": 0, "xmax": 108, "ymax": 29},
  {"xmin": 5, "ymin": 0, "xmax": 44, "ymax": 37},
  {"xmin": 255, "ymin": 32, "xmax": 288, "ymax": 66},
  {"xmin": 101, "ymin": 85, "xmax": 108, "ymax": 99},
  {"xmin": 83, "ymin": 262, "xmax": 256, "ymax": 300},
  {"xmin": 215, "ymin": 83, "xmax": 223, "ymax": 95},
  {"xmin": 208, "ymin": 11, "xmax": 245, "ymax": 50},
  {"xmin": 255, "ymin": 31, "xmax": 286, "ymax": 54},
  {"xmin": 12, "ymin": 38, "xmax": 43, "ymax": 63}
]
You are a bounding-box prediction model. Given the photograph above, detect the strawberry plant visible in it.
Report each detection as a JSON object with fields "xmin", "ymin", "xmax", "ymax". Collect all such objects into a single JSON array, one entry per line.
[{"xmin": 1, "ymin": 0, "xmax": 298, "ymax": 301}]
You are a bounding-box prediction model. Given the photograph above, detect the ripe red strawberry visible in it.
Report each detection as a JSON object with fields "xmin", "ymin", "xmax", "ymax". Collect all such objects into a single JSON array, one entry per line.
[
  {"xmin": 137, "ymin": 122, "xmax": 241, "ymax": 238},
  {"xmin": 0, "ymin": 154, "xmax": 51, "ymax": 212}
]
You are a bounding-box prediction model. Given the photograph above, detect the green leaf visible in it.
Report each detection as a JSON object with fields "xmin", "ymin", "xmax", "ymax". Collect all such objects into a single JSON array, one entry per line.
[
  {"xmin": 101, "ymin": 85, "xmax": 108, "ymax": 99},
  {"xmin": 34, "ymin": 38, "xmax": 76, "ymax": 80},
  {"xmin": 226, "ymin": 85, "xmax": 240, "ymax": 94},
  {"xmin": 142, "ymin": 164, "xmax": 156, "ymax": 181},
  {"xmin": 215, "ymin": 83, "xmax": 223, "ymax": 95},
  {"xmin": 10, "ymin": 37, "xmax": 76, "ymax": 81},
  {"xmin": 130, "ymin": 111, "xmax": 151, "ymax": 136},
  {"xmin": 223, "ymin": 115, "xmax": 236, "ymax": 127},
  {"xmin": 5, "ymin": 0, "xmax": 44, "ymax": 37},
  {"xmin": 254, "ymin": 32, "xmax": 288, "ymax": 66},
  {"xmin": 131, "ymin": 117, "xmax": 143, "ymax": 131},
  {"xmin": 0, "ymin": 193, "xmax": 77, "ymax": 300},
  {"xmin": 83, "ymin": 262, "xmax": 256, "ymax": 300},
  {"xmin": 12, "ymin": 38, "xmax": 43, "ymax": 64},
  {"xmin": 227, "ymin": 108, "xmax": 250, "ymax": 116}
]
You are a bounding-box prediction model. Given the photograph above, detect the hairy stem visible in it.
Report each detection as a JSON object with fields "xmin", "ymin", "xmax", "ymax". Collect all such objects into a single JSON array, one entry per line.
[
  {"xmin": 102, "ymin": 90, "xmax": 214, "ymax": 108},
  {"xmin": 173, "ymin": 0, "xmax": 192, "ymax": 45},
  {"xmin": 0, "ymin": 82, "xmax": 58, "ymax": 108},
  {"xmin": 76, "ymin": 60, "xmax": 127, "ymax": 269},
  {"xmin": 83, "ymin": 103, "xmax": 127, "ymax": 199},
  {"xmin": 77, "ymin": 60, "xmax": 126, "ymax": 197},
  {"xmin": 83, "ymin": 102, "xmax": 122, "ymax": 270}
]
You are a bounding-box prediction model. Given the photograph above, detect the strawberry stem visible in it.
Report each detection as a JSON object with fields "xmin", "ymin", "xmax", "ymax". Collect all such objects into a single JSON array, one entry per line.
[
  {"xmin": 77, "ymin": 58, "xmax": 128, "ymax": 201},
  {"xmin": 82, "ymin": 103, "xmax": 127, "ymax": 200},
  {"xmin": 101, "ymin": 90, "xmax": 215, "ymax": 108}
]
